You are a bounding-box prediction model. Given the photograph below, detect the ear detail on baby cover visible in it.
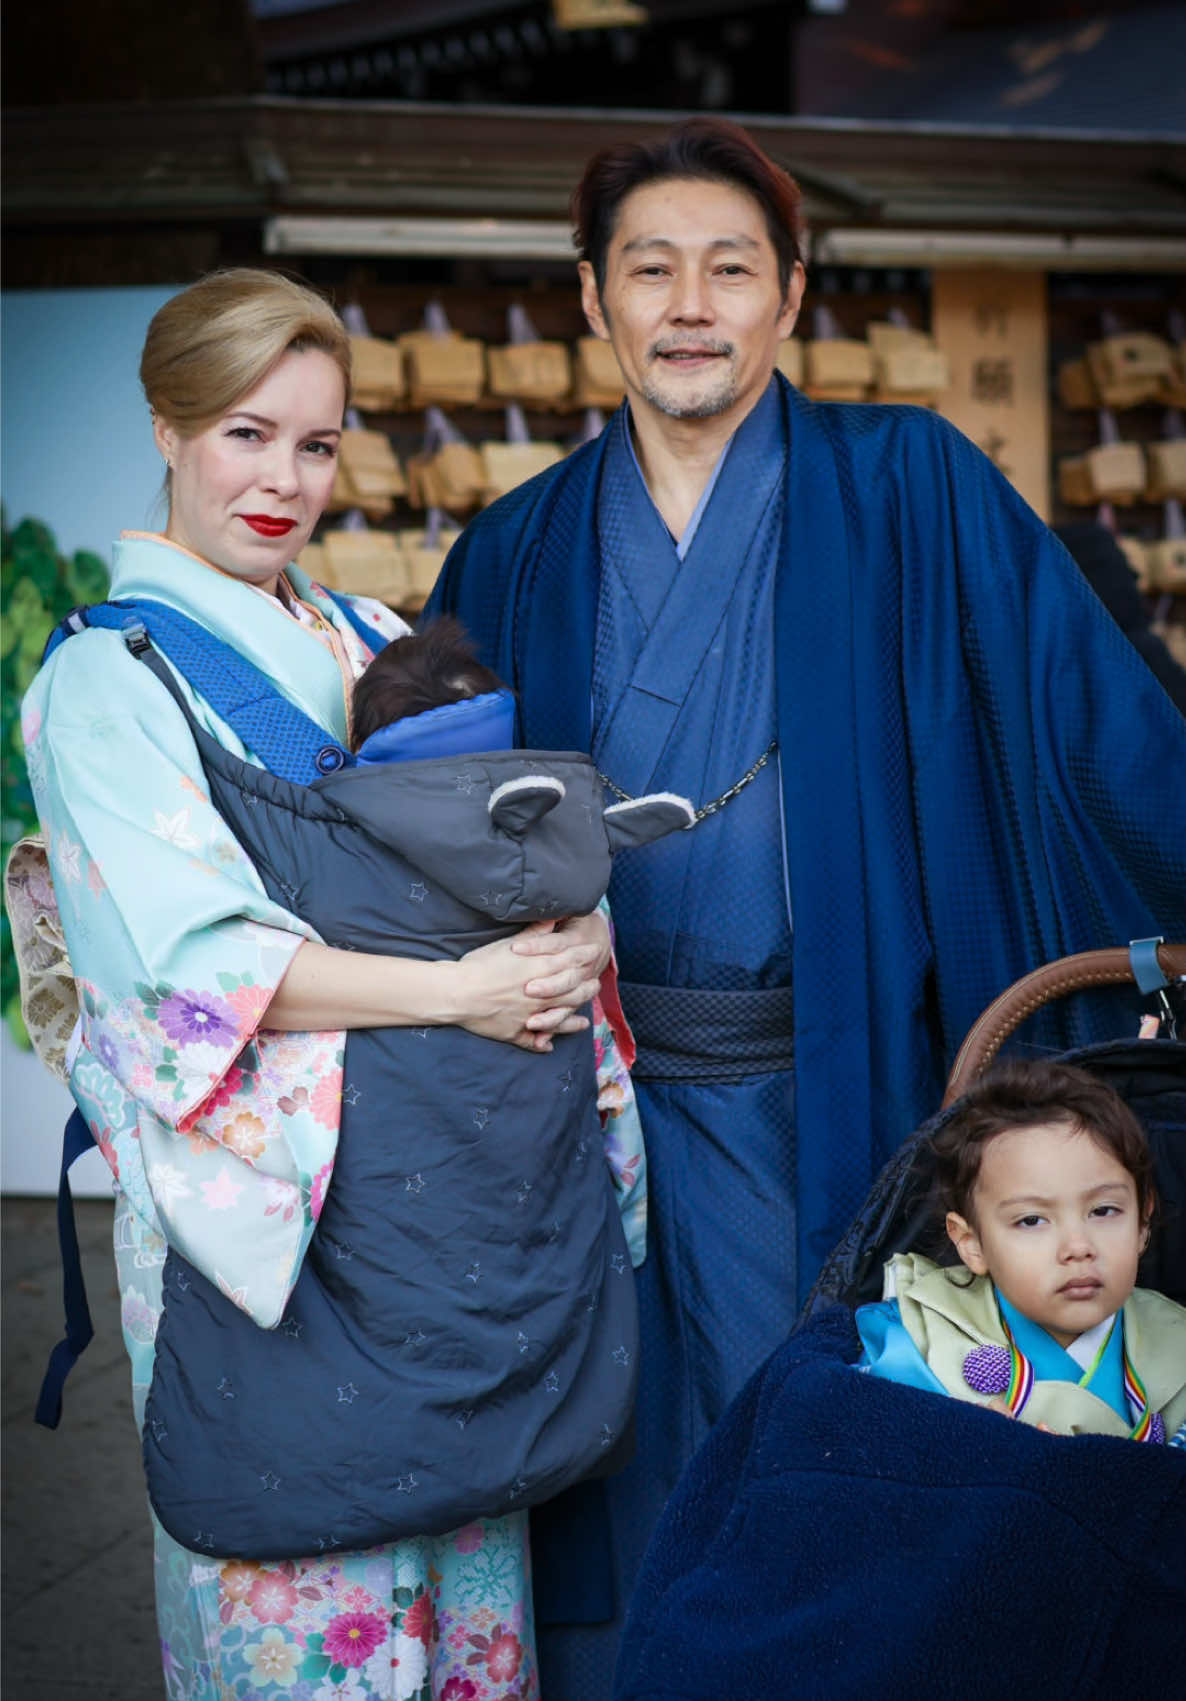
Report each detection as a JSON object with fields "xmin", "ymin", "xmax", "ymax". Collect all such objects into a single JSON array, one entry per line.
[
  {"xmin": 488, "ymin": 774, "xmax": 566, "ymax": 837},
  {"xmin": 603, "ymin": 792, "xmax": 696, "ymax": 853}
]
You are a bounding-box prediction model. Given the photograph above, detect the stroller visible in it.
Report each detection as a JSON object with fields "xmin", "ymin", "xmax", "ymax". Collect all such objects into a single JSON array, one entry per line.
[{"xmin": 615, "ymin": 944, "xmax": 1186, "ymax": 1701}]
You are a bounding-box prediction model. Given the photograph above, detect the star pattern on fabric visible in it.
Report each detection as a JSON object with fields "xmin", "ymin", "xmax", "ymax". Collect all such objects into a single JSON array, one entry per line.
[
  {"xmin": 259, "ymin": 1471, "xmax": 281, "ymax": 1492},
  {"xmin": 455, "ymin": 1408, "xmax": 475, "ymax": 1429},
  {"xmin": 465, "ymin": 1261, "xmax": 482, "ymax": 1284},
  {"xmin": 404, "ymin": 1329, "xmax": 427, "ymax": 1348},
  {"xmin": 342, "ymin": 1083, "xmax": 361, "ymax": 1107},
  {"xmin": 515, "ymin": 1180, "xmax": 533, "ymax": 1205},
  {"xmin": 149, "ymin": 1417, "xmax": 168, "ymax": 1442},
  {"xmin": 600, "ymin": 1425, "xmax": 615, "ymax": 1448},
  {"xmin": 612, "ymin": 1345, "xmax": 631, "ymax": 1367},
  {"xmin": 574, "ymin": 1138, "xmax": 589, "ymax": 1163},
  {"xmin": 509, "ymin": 1476, "xmax": 528, "ymax": 1499},
  {"xmin": 544, "ymin": 1371, "xmax": 560, "ymax": 1394},
  {"xmin": 405, "ymin": 1173, "xmax": 426, "ymax": 1194},
  {"xmin": 173, "ymin": 1269, "xmax": 191, "ymax": 1293},
  {"xmin": 517, "ymin": 1331, "xmax": 530, "ymax": 1354},
  {"xmin": 454, "ymin": 773, "xmax": 475, "ymax": 795},
  {"xmin": 193, "ymin": 1532, "xmax": 217, "ymax": 1551},
  {"xmin": 337, "ymin": 1382, "xmax": 359, "ymax": 1404},
  {"xmin": 611, "ymin": 1253, "xmax": 627, "ymax": 1274},
  {"xmin": 479, "ymin": 890, "xmax": 505, "ymax": 908},
  {"xmin": 559, "ymin": 1068, "xmax": 574, "ymax": 1092},
  {"xmin": 472, "ymin": 1107, "xmax": 490, "ymax": 1130},
  {"xmin": 396, "ymin": 1475, "xmax": 418, "ymax": 1494},
  {"xmin": 547, "ymin": 1220, "xmax": 561, "ymax": 1244},
  {"xmin": 217, "ymin": 1377, "xmax": 235, "ymax": 1400},
  {"xmin": 412, "ymin": 1027, "xmax": 430, "ymax": 1039},
  {"xmin": 315, "ymin": 1534, "xmax": 341, "ymax": 1553},
  {"xmin": 331, "ymin": 1240, "xmax": 355, "ymax": 1261},
  {"xmin": 409, "ymin": 882, "xmax": 428, "ymax": 903},
  {"xmin": 586, "ymin": 1292, "xmax": 599, "ymax": 1314},
  {"xmin": 280, "ymin": 1318, "xmax": 303, "ymax": 1339}
]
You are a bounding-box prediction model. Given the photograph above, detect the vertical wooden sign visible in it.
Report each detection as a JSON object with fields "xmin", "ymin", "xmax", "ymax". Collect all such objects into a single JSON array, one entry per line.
[{"xmin": 932, "ymin": 270, "xmax": 1050, "ymax": 522}]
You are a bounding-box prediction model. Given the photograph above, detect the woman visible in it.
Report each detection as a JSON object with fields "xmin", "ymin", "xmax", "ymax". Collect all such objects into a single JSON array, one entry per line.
[{"xmin": 20, "ymin": 269, "xmax": 613, "ymax": 1700}]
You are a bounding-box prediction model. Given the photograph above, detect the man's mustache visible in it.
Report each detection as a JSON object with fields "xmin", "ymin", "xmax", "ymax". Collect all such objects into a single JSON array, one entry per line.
[{"xmin": 648, "ymin": 339, "xmax": 735, "ymax": 360}]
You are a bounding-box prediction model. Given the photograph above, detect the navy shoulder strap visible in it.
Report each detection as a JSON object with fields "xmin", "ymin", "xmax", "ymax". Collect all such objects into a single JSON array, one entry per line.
[
  {"xmin": 46, "ymin": 600, "xmax": 354, "ymax": 785},
  {"xmin": 35, "ymin": 1110, "xmax": 97, "ymax": 1429}
]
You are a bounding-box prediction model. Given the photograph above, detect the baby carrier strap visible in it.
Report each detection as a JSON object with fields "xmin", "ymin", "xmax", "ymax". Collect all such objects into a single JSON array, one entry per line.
[
  {"xmin": 34, "ymin": 1109, "xmax": 97, "ymax": 1429},
  {"xmin": 45, "ymin": 599, "xmax": 354, "ymax": 784}
]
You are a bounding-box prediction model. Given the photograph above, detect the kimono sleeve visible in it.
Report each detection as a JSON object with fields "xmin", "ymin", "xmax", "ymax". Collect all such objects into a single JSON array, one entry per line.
[{"xmin": 22, "ymin": 630, "xmax": 343, "ymax": 1326}]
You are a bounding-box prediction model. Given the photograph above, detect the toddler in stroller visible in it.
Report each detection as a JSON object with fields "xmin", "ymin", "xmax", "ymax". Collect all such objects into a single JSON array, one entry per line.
[
  {"xmin": 614, "ymin": 948, "xmax": 1186, "ymax": 1701},
  {"xmin": 854, "ymin": 1058, "xmax": 1186, "ymax": 1440}
]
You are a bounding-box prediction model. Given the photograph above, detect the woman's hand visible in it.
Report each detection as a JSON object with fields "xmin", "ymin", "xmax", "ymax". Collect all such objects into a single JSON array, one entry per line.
[
  {"xmin": 267, "ymin": 912, "xmax": 613, "ymax": 1052},
  {"xmin": 454, "ymin": 911, "xmax": 610, "ymax": 1051},
  {"xmin": 516, "ymin": 909, "xmax": 611, "ymax": 1032}
]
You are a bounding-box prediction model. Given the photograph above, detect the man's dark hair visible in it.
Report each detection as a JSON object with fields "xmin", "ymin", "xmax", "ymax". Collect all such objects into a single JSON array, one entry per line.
[
  {"xmin": 351, "ymin": 616, "xmax": 506, "ymax": 750},
  {"xmin": 571, "ymin": 116, "xmax": 804, "ymax": 297},
  {"xmin": 931, "ymin": 1058, "xmax": 1156, "ymax": 1225}
]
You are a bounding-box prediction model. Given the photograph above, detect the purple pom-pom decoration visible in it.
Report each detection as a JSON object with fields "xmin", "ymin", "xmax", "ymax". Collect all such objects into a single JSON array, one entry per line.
[
  {"xmin": 1149, "ymin": 1412, "xmax": 1166, "ymax": 1445},
  {"xmin": 963, "ymin": 1342, "xmax": 1011, "ymax": 1396}
]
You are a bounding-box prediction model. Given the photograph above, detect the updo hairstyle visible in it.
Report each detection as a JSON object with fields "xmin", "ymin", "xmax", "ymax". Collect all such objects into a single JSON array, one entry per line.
[{"xmin": 140, "ymin": 268, "xmax": 352, "ymax": 438}]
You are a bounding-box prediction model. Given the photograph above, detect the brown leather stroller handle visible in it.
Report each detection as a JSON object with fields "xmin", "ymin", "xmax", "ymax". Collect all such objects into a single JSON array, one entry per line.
[{"xmin": 942, "ymin": 942, "xmax": 1186, "ymax": 1107}]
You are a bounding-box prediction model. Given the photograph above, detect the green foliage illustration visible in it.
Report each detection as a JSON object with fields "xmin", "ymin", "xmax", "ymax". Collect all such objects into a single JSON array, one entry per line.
[{"xmin": 1, "ymin": 507, "xmax": 109, "ymax": 1044}]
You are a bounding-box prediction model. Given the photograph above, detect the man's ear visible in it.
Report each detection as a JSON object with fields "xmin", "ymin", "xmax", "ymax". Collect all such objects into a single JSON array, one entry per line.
[
  {"xmin": 579, "ymin": 261, "xmax": 611, "ymax": 342},
  {"xmin": 777, "ymin": 260, "xmax": 807, "ymax": 341},
  {"xmin": 946, "ymin": 1211, "xmax": 988, "ymax": 1276}
]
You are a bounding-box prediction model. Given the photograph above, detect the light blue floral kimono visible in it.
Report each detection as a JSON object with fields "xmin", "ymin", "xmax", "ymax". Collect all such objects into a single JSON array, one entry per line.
[{"xmin": 20, "ymin": 531, "xmax": 644, "ymax": 1701}]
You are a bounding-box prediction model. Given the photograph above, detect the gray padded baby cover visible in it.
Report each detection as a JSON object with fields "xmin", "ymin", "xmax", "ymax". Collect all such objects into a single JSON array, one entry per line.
[{"xmin": 142, "ymin": 726, "xmax": 691, "ymax": 1559}]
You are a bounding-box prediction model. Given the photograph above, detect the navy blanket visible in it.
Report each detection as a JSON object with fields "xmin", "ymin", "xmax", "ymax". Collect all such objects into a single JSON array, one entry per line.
[{"xmin": 614, "ymin": 1307, "xmax": 1186, "ymax": 1701}]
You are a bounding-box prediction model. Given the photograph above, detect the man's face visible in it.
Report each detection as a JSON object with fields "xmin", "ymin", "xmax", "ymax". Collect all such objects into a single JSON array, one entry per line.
[{"xmin": 579, "ymin": 175, "xmax": 804, "ymax": 429}]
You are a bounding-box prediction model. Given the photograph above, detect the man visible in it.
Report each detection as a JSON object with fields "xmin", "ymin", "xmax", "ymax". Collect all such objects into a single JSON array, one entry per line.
[{"xmin": 427, "ymin": 117, "xmax": 1186, "ymax": 1698}]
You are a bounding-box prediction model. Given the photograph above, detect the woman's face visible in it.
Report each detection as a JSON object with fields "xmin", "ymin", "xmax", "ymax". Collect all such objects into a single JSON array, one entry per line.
[{"xmin": 154, "ymin": 347, "xmax": 345, "ymax": 594}]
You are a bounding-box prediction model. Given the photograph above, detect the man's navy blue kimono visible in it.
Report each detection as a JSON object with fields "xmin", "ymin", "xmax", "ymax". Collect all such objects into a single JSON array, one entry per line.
[{"xmin": 427, "ymin": 374, "xmax": 1186, "ymax": 1697}]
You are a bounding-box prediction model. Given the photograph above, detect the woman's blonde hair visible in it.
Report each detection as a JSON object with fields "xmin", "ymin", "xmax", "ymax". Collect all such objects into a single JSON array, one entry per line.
[{"xmin": 140, "ymin": 268, "xmax": 352, "ymax": 435}]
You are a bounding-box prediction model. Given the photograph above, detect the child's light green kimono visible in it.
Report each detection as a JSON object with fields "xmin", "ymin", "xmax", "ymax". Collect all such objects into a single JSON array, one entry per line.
[
  {"xmin": 857, "ymin": 1251, "xmax": 1186, "ymax": 1440},
  {"xmin": 17, "ymin": 531, "xmax": 645, "ymax": 1701}
]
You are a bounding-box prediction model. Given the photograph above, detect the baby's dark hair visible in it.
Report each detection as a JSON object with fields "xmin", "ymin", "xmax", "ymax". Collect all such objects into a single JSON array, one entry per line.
[
  {"xmin": 351, "ymin": 616, "xmax": 507, "ymax": 750},
  {"xmin": 931, "ymin": 1058, "xmax": 1156, "ymax": 1225}
]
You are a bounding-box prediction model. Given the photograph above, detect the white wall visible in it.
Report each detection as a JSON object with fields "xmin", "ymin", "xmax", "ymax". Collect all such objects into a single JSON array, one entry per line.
[{"xmin": 2, "ymin": 285, "xmax": 180, "ymax": 1193}]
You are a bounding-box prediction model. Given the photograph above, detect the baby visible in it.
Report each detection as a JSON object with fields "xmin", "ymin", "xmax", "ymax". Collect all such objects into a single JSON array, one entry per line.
[
  {"xmin": 855, "ymin": 1058, "xmax": 1186, "ymax": 1440},
  {"xmin": 350, "ymin": 613, "xmax": 514, "ymax": 763}
]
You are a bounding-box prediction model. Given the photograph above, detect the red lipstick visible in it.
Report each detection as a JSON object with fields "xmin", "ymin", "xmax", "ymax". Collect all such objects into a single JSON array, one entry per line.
[{"xmin": 241, "ymin": 515, "xmax": 297, "ymax": 537}]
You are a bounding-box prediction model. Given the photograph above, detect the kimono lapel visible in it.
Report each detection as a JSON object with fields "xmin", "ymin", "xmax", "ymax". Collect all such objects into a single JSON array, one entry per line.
[
  {"xmin": 510, "ymin": 437, "xmax": 606, "ymax": 753},
  {"xmin": 774, "ymin": 384, "xmax": 876, "ymax": 1281},
  {"xmin": 594, "ymin": 386, "xmax": 785, "ymax": 798}
]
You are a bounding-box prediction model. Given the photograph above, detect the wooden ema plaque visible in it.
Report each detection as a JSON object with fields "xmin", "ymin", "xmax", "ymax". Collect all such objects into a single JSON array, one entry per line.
[{"xmin": 932, "ymin": 270, "xmax": 1050, "ymax": 522}]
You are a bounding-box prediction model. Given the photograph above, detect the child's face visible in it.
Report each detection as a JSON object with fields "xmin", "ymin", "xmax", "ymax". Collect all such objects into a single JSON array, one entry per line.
[{"xmin": 945, "ymin": 1120, "xmax": 1149, "ymax": 1348}]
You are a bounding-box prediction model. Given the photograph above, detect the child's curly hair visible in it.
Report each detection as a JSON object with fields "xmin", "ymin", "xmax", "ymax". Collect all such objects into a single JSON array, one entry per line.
[{"xmin": 931, "ymin": 1058, "xmax": 1157, "ymax": 1227}]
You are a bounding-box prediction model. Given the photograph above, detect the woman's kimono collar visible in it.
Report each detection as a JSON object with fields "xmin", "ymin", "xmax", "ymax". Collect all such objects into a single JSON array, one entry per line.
[{"xmin": 111, "ymin": 532, "xmax": 351, "ymax": 744}]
